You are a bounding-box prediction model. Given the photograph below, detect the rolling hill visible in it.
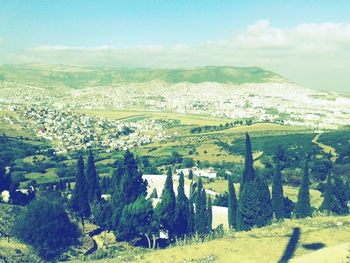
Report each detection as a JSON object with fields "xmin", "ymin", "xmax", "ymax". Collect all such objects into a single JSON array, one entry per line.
[{"xmin": 0, "ymin": 64, "xmax": 287, "ymax": 89}]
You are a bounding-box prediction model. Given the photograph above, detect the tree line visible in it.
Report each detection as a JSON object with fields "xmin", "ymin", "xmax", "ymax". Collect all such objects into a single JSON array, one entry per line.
[
  {"xmin": 4, "ymin": 133, "xmax": 349, "ymax": 260},
  {"xmin": 226, "ymin": 133, "xmax": 349, "ymax": 232}
]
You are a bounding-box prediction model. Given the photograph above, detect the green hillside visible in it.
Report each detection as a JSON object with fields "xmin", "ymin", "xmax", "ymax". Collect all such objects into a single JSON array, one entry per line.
[{"xmin": 0, "ymin": 64, "xmax": 287, "ymax": 89}]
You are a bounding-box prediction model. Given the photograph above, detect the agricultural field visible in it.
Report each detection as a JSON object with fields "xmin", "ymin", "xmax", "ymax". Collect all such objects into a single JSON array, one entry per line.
[
  {"xmin": 203, "ymin": 179, "xmax": 323, "ymax": 208},
  {"xmin": 0, "ymin": 108, "xmax": 325, "ymax": 189},
  {"xmin": 77, "ymin": 109, "xmax": 232, "ymax": 126}
]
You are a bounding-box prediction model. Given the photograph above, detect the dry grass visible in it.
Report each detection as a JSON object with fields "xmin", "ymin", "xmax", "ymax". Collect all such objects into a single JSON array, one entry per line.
[{"xmin": 134, "ymin": 215, "xmax": 350, "ymax": 263}]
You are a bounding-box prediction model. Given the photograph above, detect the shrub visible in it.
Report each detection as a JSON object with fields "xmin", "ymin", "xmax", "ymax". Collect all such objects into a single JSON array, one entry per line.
[{"xmin": 13, "ymin": 197, "xmax": 80, "ymax": 260}]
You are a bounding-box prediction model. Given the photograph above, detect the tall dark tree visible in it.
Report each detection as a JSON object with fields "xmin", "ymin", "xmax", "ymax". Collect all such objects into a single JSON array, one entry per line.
[
  {"xmin": 70, "ymin": 155, "xmax": 90, "ymax": 230},
  {"xmin": 294, "ymin": 161, "xmax": 312, "ymax": 218},
  {"xmin": 332, "ymin": 175, "xmax": 349, "ymax": 214},
  {"xmin": 111, "ymin": 151, "xmax": 147, "ymax": 229},
  {"xmin": 319, "ymin": 174, "xmax": 338, "ymax": 214},
  {"xmin": 187, "ymin": 200, "xmax": 195, "ymax": 235},
  {"xmin": 272, "ymin": 161, "xmax": 285, "ymax": 219},
  {"xmin": 240, "ymin": 133, "xmax": 255, "ymax": 194},
  {"xmin": 274, "ymin": 145, "xmax": 287, "ymax": 169},
  {"xmin": 86, "ymin": 150, "xmax": 101, "ymax": 203},
  {"xmin": 174, "ymin": 171, "xmax": 189, "ymax": 238},
  {"xmin": 155, "ymin": 167, "xmax": 176, "ymax": 239},
  {"xmin": 118, "ymin": 196, "xmax": 157, "ymax": 246},
  {"xmin": 150, "ymin": 188, "xmax": 158, "ymax": 199},
  {"xmin": 237, "ymin": 133, "xmax": 272, "ymax": 230},
  {"xmin": 228, "ymin": 176, "xmax": 237, "ymax": 229},
  {"xmin": 0, "ymin": 161, "xmax": 6, "ymax": 192},
  {"xmin": 195, "ymin": 177, "xmax": 207, "ymax": 235},
  {"xmin": 237, "ymin": 176, "xmax": 273, "ymax": 231},
  {"xmin": 90, "ymin": 199, "xmax": 113, "ymax": 245},
  {"xmin": 206, "ymin": 197, "xmax": 212, "ymax": 233},
  {"xmin": 189, "ymin": 181, "xmax": 196, "ymax": 201},
  {"xmin": 257, "ymin": 176, "xmax": 273, "ymax": 225},
  {"xmin": 188, "ymin": 170, "xmax": 194, "ymax": 180},
  {"xmin": 120, "ymin": 150, "xmax": 147, "ymax": 203}
]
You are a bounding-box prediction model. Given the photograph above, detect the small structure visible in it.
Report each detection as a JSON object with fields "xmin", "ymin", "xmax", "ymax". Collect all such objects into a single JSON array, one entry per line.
[
  {"xmin": 0, "ymin": 190, "xmax": 10, "ymax": 203},
  {"xmin": 176, "ymin": 167, "xmax": 217, "ymax": 179}
]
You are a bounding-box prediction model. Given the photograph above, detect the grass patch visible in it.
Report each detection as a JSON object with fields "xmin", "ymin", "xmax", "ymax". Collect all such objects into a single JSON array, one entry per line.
[{"xmin": 131, "ymin": 215, "xmax": 350, "ymax": 263}]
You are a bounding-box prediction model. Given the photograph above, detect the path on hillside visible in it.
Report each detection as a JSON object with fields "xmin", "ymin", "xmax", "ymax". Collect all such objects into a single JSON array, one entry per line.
[
  {"xmin": 312, "ymin": 134, "xmax": 337, "ymax": 162},
  {"xmin": 290, "ymin": 242, "xmax": 350, "ymax": 263}
]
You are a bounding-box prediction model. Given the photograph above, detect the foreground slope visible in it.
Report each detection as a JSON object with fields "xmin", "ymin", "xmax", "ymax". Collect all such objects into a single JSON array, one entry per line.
[{"xmin": 85, "ymin": 215, "xmax": 350, "ymax": 263}]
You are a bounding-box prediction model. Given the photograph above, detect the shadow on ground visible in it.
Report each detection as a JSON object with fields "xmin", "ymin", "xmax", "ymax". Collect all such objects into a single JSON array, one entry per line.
[{"xmin": 278, "ymin": 227, "xmax": 326, "ymax": 263}]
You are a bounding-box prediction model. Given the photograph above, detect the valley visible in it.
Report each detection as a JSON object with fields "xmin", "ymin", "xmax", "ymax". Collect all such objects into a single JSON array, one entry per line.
[{"xmin": 0, "ymin": 65, "xmax": 350, "ymax": 263}]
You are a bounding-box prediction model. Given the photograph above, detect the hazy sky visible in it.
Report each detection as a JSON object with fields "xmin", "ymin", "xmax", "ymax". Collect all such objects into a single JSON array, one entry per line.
[{"xmin": 0, "ymin": 0, "xmax": 350, "ymax": 92}]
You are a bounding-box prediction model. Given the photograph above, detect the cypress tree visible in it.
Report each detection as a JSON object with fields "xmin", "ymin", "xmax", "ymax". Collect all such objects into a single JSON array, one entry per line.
[
  {"xmin": 319, "ymin": 174, "xmax": 337, "ymax": 214},
  {"xmin": 150, "ymin": 188, "xmax": 158, "ymax": 199},
  {"xmin": 237, "ymin": 134, "xmax": 273, "ymax": 231},
  {"xmin": 155, "ymin": 167, "xmax": 176, "ymax": 239},
  {"xmin": 240, "ymin": 133, "xmax": 255, "ymax": 193},
  {"xmin": 272, "ymin": 161, "xmax": 284, "ymax": 219},
  {"xmin": 188, "ymin": 170, "xmax": 194, "ymax": 180},
  {"xmin": 174, "ymin": 171, "xmax": 189, "ymax": 238},
  {"xmin": 228, "ymin": 176, "xmax": 237, "ymax": 229},
  {"xmin": 111, "ymin": 151, "xmax": 147, "ymax": 229},
  {"xmin": 237, "ymin": 177, "xmax": 272, "ymax": 231},
  {"xmin": 0, "ymin": 161, "xmax": 6, "ymax": 192},
  {"xmin": 187, "ymin": 200, "xmax": 195, "ymax": 235},
  {"xmin": 294, "ymin": 161, "xmax": 312, "ymax": 218},
  {"xmin": 121, "ymin": 150, "xmax": 147, "ymax": 204},
  {"xmin": 101, "ymin": 176, "xmax": 107, "ymax": 194},
  {"xmin": 70, "ymin": 155, "xmax": 90, "ymax": 230},
  {"xmin": 189, "ymin": 181, "xmax": 196, "ymax": 201},
  {"xmin": 86, "ymin": 150, "xmax": 101, "ymax": 203},
  {"xmin": 206, "ymin": 197, "xmax": 212, "ymax": 233},
  {"xmin": 333, "ymin": 176, "xmax": 349, "ymax": 215},
  {"xmin": 257, "ymin": 176, "xmax": 273, "ymax": 226},
  {"xmin": 195, "ymin": 178, "xmax": 207, "ymax": 235}
]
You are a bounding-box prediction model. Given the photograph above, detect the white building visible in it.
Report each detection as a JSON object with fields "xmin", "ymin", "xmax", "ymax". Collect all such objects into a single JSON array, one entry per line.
[{"xmin": 176, "ymin": 167, "xmax": 217, "ymax": 179}]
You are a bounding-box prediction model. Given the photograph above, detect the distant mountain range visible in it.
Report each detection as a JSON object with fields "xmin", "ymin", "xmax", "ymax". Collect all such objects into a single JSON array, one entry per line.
[{"xmin": 0, "ymin": 64, "xmax": 288, "ymax": 89}]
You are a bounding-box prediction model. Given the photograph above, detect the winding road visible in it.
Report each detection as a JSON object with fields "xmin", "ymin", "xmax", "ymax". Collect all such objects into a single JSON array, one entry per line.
[{"xmin": 312, "ymin": 133, "xmax": 338, "ymax": 162}]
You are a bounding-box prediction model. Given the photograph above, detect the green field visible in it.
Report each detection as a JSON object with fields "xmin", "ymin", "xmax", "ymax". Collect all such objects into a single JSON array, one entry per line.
[
  {"xmin": 77, "ymin": 109, "xmax": 232, "ymax": 126},
  {"xmin": 135, "ymin": 122, "xmax": 312, "ymax": 164},
  {"xmin": 204, "ymin": 179, "xmax": 323, "ymax": 208}
]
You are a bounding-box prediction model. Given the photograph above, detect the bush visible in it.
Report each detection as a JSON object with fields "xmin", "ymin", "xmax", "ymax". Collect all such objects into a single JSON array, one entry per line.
[
  {"xmin": 213, "ymin": 192, "xmax": 228, "ymax": 207},
  {"xmin": 13, "ymin": 197, "xmax": 80, "ymax": 260}
]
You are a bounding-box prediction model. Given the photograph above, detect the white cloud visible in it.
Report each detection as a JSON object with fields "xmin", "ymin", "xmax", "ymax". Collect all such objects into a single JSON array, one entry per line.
[
  {"xmin": 23, "ymin": 20, "xmax": 350, "ymax": 62},
  {"xmin": 2, "ymin": 20, "xmax": 350, "ymax": 91}
]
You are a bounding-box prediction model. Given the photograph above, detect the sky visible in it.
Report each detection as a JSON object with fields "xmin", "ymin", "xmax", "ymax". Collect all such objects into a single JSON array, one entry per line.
[{"xmin": 0, "ymin": 0, "xmax": 350, "ymax": 92}]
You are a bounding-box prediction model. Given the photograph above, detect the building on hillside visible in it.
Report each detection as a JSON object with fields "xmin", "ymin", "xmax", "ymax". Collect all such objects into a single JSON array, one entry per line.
[{"xmin": 176, "ymin": 167, "xmax": 217, "ymax": 179}]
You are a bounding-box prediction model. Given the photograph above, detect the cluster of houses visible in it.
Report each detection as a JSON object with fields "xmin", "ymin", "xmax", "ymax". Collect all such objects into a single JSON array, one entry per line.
[
  {"xmin": 58, "ymin": 82, "xmax": 350, "ymax": 129},
  {"xmin": 3, "ymin": 105, "xmax": 169, "ymax": 153},
  {"xmin": 1, "ymin": 79, "xmax": 350, "ymax": 132}
]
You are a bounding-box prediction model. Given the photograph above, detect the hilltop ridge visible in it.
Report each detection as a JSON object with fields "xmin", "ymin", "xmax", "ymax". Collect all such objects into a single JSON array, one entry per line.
[{"xmin": 0, "ymin": 64, "xmax": 287, "ymax": 89}]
